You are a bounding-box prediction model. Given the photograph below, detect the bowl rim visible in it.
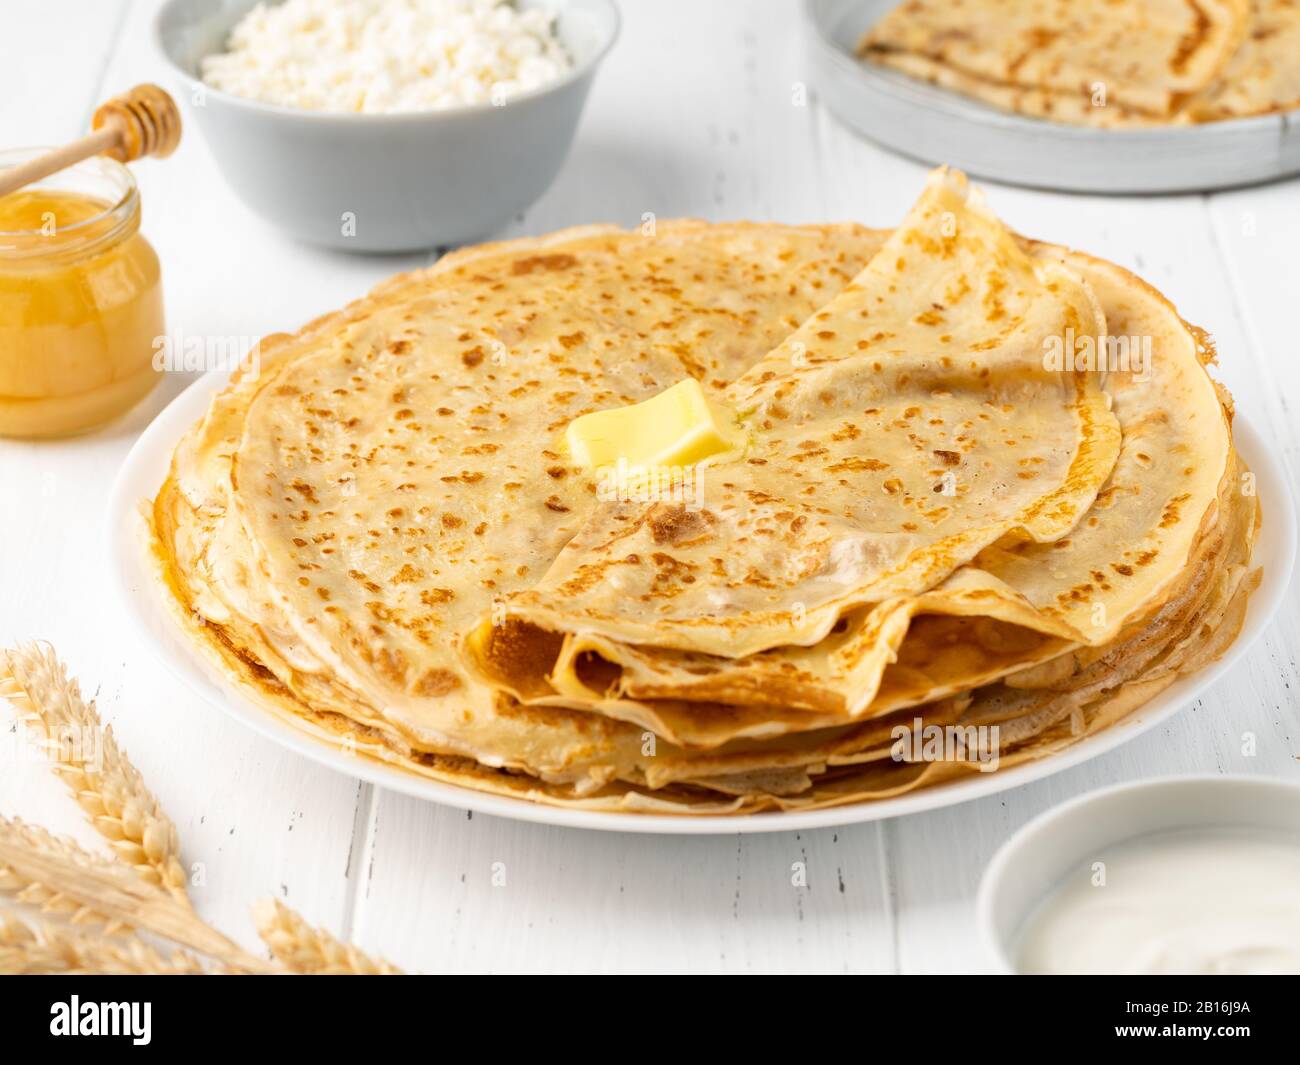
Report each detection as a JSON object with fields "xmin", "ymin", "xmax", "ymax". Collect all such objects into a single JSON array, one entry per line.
[
  {"xmin": 152, "ymin": 0, "xmax": 621, "ymax": 124},
  {"xmin": 975, "ymin": 773, "xmax": 1300, "ymax": 973}
]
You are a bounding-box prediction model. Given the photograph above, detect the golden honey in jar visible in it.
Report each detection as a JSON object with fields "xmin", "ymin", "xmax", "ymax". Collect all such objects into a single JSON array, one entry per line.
[{"xmin": 0, "ymin": 150, "xmax": 163, "ymax": 438}]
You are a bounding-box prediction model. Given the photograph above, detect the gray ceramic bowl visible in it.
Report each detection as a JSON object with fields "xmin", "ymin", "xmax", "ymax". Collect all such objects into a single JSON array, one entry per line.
[{"xmin": 154, "ymin": 0, "xmax": 618, "ymax": 252}]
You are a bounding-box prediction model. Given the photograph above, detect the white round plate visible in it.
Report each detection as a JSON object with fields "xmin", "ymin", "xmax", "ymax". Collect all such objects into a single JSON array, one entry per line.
[
  {"xmin": 108, "ymin": 372, "xmax": 1296, "ymax": 834},
  {"xmin": 805, "ymin": 0, "xmax": 1300, "ymax": 194}
]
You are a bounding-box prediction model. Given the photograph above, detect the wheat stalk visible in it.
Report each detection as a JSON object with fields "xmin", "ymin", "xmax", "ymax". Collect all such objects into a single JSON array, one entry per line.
[
  {"xmin": 0, "ymin": 642, "xmax": 189, "ymax": 900},
  {"xmin": 254, "ymin": 899, "xmax": 401, "ymax": 974},
  {"xmin": 0, "ymin": 817, "xmax": 132, "ymax": 935},
  {"xmin": 0, "ymin": 913, "xmax": 209, "ymax": 975},
  {"xmin": 0, "ymin": 816, "xmax": 275, "ymax": 973},
  {"xmin": 1, "ymin": 643, "xmax": 399, "ymax": 974}
]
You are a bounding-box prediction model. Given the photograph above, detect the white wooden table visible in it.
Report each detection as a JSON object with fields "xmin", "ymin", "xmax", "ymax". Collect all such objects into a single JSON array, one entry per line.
[{"xmin": 2, "ymin": 0, "xmax": 1297, "ymax": 974}]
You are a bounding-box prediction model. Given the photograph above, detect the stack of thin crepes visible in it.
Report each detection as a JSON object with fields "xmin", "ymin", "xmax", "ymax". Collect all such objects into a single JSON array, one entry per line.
[
  {"xmin": 149, "ymin": 168, "xmax": 1261, "ymax": 815},
  {"xmin": 858, "ymin": 0, "xmax": 1300, "ymax": 126}
]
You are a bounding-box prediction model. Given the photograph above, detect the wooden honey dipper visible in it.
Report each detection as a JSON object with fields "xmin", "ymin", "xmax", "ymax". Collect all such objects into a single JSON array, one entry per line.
[{"xmin": 0, "ymin": 83, "xmax": 182, "ymax": 199}]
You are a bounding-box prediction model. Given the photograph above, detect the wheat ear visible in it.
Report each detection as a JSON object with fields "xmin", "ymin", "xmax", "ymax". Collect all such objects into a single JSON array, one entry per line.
[
  {"xmin": 0, "ymin": 913, "xmax": 209, "ymax": 975},
  {"xmin": 0, "ymin": 817, "xmax": 135, "ymax": 935},
  {"xmin": 0, "ymin": 816, "xmax": 275, "ymax": 973},
  {"xmin": 0, "ymin": 642, "xmax": 188, "ymax": 899},
  {"xmin": 254, "ymin": 899, "xmax": 401, "ymax": 974}
]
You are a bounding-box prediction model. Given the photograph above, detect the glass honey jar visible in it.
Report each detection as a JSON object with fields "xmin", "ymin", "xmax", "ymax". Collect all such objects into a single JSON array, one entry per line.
[{"xmin": 0, "ymin": 149, "xmax": 164, "ymax": 438}]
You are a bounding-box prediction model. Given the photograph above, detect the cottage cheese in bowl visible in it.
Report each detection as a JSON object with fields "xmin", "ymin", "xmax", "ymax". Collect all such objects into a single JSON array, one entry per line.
[{"xmin": 200, "ymin": 0, "xmax": 572, "ymax": 113}]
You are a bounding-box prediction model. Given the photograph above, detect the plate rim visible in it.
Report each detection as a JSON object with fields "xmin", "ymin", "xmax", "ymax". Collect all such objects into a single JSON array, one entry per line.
[
  {"xmin": 107, "ymin": 372, "xmax": 1297, "ymax": 835},
  {"xmin": 801, "ymin": 0, "xmax": 1300, "ymax": 194}
]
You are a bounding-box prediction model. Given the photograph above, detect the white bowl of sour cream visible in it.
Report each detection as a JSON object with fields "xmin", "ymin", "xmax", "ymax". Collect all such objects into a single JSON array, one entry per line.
[{"xmin": 978, "ymin": 776, "xmax": 1300, "ymax": 975}]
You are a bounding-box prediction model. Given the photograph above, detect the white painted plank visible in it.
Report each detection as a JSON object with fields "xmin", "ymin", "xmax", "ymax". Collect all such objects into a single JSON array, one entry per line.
[
  {"xmin": 498, "ymin": 0, "xmax": 826, "ymax": 235},
  {"xmin": 0, "ymin": 0, "xmax": 128, "ymax": 145},
  {"xmin": 357, "ymin": 802, "xmax": 892, "ymax": 974},
  {"xmin": 1204, "ymin": 184, "xmax": 1300, "ymax": 482},
  {"xmin": 0, "ymin": 0, "xmax": 371, "ymax": 954}
]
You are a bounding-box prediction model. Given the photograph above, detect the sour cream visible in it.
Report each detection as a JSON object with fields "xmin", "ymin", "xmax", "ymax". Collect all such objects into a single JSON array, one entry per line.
[{"xmin": 1016, "ymin": 827, "xmax": 1300, "ymax": 974}]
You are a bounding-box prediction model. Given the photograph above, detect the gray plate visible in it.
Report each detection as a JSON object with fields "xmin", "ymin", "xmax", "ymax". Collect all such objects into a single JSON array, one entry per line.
[{"xmin": 804, "ymin": 0, "xmax": 1300, "ymax": 194}]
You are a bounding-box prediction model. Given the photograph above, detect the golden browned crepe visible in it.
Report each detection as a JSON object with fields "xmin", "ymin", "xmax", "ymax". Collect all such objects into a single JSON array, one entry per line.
[
  {"xmin": 1185, "ymin": 0, "xmax": 1300, "ymax": 119},
  {"xmin": 859, "ymin": 0, "xmax": 1298, "ymax": 126},
  {"xmin": 147, "ymin": 169, "xmax": 1260, "ymax": 815}
]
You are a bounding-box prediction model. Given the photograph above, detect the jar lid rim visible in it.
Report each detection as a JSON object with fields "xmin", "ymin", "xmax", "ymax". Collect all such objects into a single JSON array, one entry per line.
[{"xmin": 0, "ymin": 149, "xmax": 137, "ymax": 243}]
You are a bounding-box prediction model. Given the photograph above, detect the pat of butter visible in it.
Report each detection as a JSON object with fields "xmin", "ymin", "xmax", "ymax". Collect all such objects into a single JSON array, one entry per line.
[{"xmin": 566, "ymin": 379, "xmax": 746, "ymax": 472}]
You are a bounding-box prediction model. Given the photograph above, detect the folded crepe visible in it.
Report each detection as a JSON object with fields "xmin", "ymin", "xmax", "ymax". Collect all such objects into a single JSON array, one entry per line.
[
  {"xmin": 473, "ymin": 171, "xmax": 1119, "ymax": 659},
  {"xmin": 469, "ymin": 202, "xmax": 1234, "ymax": 745},
  {"xmin": 858, "ymin": 0, "xmax": 1296, "ymax": 126},
  {"xmin": 148, "ymin": 168, "xmax": 1260, "ymax": 815},
  {"xmin": 1184, "ymin": 0, "xmax": 1300, "ymax": 120}
]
